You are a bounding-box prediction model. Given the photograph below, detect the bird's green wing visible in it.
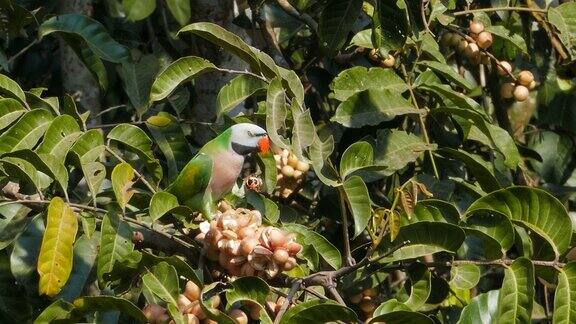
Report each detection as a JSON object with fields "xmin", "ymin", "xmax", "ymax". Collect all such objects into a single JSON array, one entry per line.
[{"xmin": 166, "ymin": 153, "xmax": 213, "ymax": 212}]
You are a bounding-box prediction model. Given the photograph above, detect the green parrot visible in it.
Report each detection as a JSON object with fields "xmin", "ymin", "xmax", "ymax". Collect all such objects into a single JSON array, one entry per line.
[{"xmin": 167, "ymin": 123, "xmax": 269, "ymax": 219}]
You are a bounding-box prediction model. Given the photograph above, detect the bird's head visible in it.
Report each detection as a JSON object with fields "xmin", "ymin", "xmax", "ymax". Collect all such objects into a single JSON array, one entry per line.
[{"xmin": 230, "ymin": 123, "xmax": 270, "ymax": 155}]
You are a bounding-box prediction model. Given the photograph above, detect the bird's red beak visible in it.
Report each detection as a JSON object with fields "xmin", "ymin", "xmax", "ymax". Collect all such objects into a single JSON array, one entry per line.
[{"xmin": 257, "ymin": 137, "xmax": 270, "ymax": 153}]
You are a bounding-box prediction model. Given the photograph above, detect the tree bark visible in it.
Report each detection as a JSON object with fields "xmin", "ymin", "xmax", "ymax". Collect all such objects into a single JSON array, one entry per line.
[
  {"xmin": 190, "ymin": 0, "xmax": 250, "ymax": 143},
  {"xmin": 59, "ymin": 0, "xmax": 101, "ymax": 125}
]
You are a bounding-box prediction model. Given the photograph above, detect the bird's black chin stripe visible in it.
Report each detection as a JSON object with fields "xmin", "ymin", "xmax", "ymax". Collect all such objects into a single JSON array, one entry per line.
[{"xmin": 232, "ymin": 142, "xmax": 257, "ymax": 155}]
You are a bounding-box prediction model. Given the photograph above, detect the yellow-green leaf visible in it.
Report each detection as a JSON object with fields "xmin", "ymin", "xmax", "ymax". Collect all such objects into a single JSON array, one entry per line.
[
  {"xmin": 37, "ymin": 197, "xmax": 78, "ymax": 297},
  {"xmin": 111, "ymin": 162, "xmax": 135, "ymax": 211}
]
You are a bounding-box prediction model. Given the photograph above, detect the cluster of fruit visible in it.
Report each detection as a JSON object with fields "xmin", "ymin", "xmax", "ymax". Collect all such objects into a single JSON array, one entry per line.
[
  {"xmin": 349, "ymin": 288, "xmax": 378, "ymax": 320},
  {"xmin": 367, "ymin": 49, "xmax": 396, "ymax": 68},
  {"xmin": 500, "ymin": 70, "xmax": 535, "ymax": 102},
  {"xmin": 441, "ymin": 21, "xmax": 493, "ymax": 65},
  {"xmin": 195, "ymin": 205, "xmax": 302, "ymax": 279},
  {"xmin": 441, "ymin": 20, "xmax": 536, "ymax": 102},
  {"xmin": 273, "ymin": 149, "xmax": 310, "ymax": 198},
  {"xmin": 143, "ymin": 281, "xmax": 254, "ymax": 324}
]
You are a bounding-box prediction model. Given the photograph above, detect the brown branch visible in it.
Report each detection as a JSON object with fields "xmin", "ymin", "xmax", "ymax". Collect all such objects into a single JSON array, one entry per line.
[
  {"xmin": 452, "ymin": 6, "xmax": 547, "ymax": 16},
  {"xmin": 525, "ymin": 0, "xmax": 569, "ymax": 61},
  {"xmin": 274, "ymin": 280, "xmax": 302, "ymax": 324},
  {"xmin": 105, "ymin": 146, "xmax": 158, "ymax": 194}
]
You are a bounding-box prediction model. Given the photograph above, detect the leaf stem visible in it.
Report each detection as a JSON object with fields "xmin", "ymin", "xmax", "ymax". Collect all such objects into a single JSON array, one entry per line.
[
  {"xmin": 337, "ymin": 186, "xmax": 355, "ymax": 267},
  {"xmin": 399, "ymin": 63, "xmax": 440, "ymax": 179},
  {"xmin": 213, "ymin": 67, "xmax": 269, "ymax": 82},
  {"xmin": 452, "ymin": 6, "xmax": 547, "ymax": 16}
]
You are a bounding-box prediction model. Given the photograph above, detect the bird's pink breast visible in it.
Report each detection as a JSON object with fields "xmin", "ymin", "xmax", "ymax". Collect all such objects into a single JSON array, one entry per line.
[{"xmin": 209, "ymin": 150, "xmax": 244, "ymax": 198}]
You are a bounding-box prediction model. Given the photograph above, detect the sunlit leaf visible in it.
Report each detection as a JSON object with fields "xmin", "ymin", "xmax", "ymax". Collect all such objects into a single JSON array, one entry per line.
[
  {"xmin": 141, "ymin": 262, "xmax": 180, "ymax": 306},
  {"xmin": 330, "ymin": 66, "xmax": 408, "ymax": 102},
  {"xmin": 0, "ymin": 109, "xmax": 54, "ymax": 155},
  {"xmin": 111, "ymin": 162, "xmax": 135, "ymax": 211},
  {"xmin": 73, "ymin": 295, "xmax": 147, "ymax": 321},
  {"xmin": 37, "ymin": 197, "xmax": 78, "ymax": 297},
  {"xmin": 279, "ymin": 299, "xmax": 357, "ymax": 324},
  {"xmin": 457, "ymin": 290, "xmax": 499, "ymax": 324},
  {"xmin": 342, "ymin": 176, "xmax": 372, "ymax": 238},
  {"xmin": 466, "ymin": 187, "xmax": 572, "ymax": 257},
  {"xmin": 166, "ymin": 0, "xmax": 191, "ymax": 26},
  {"xmin": 149, "ymin": 191, "xmax": 179, "ymax": 221},
  {"xmin": 216, "ymin": 74, "xmax": 267, "ymax": 117},
  {"xmin": 123, "ymin": 0, "xmax": 155, "ymax": 21},
  {"xmin": 553, "ymin": 262, "xmax": 576, "ymax": 323},
  {"xmin": 0, "ymin": 74, "xmax": 26, "ymax": 105},
  {"xmin": 36, "ymin": 115, "xmax": 82, "ymax": 164},
  {"xmin": 266, "ymin": 77, "xmax": 290, "ymax": 149},
  {"xmin": 150, "ymin": 56, "xmax": 215, "ymax": 103},
  {"xmin": 283, "ymin": 223, "xmax": 342, "ymax": 270},
  {"xmin": 0, "ymin": 98, "xmax": 25, "ymax": 131}
]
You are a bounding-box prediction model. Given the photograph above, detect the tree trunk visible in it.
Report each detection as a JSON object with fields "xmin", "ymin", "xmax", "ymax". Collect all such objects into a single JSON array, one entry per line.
[{"xmin": 59, "ymin": 0, "xmax": 101, "ymax": 125}]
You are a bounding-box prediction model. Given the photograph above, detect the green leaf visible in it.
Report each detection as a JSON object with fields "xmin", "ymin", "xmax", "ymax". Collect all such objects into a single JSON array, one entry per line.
[
  {"xmin": 149, "ymin": 191, "xmax": 179, "ymax": 221},
  {"xmin": 405, "ymin": 263, "xmax": 432, "ymax": 310},
  {"xmin": 166, "ymin": 0, "xmax": 191, "ymax": 26},
  {"xmin": 0, "ymin": 74, "xmax": 26, "ymax": 105},
  {"xmin": 373, "ymin": 299, "xmax": 410, "ymax": 316},
  {"xmin": 548, "ymin": 2, "xmax": 576, "ymax": 59},
  {"xmin": 141, "ymin": 262, "xmax": 180, "ymax": 306},
  {"xmin": 439, "ymin": 148, "xmax": 501, "ymax": 192},
  {"xmin": 309, "ymin": 134, "xmax": 339, "ymax": 187},
  {"xmin": 33, "ymin": 299, "xmax": 74, "ymax": 323},
  {"xmin": 331, "ymin": 89, "xmax": 420, "ymax": 128},
  {"xmin": 330, "ymin": 66, "xmax": 408, "ymax": 101},
  {"xmin": 0, "ymin": 109, "xmax": 54, "ymax": 155},
  {"xmin": 266, "ymin": 77, "xmax": 290, "ymax": 148},
  {"xmin": 416, "ymin": 76, "xmax": 483, "ymax": 112},
  {"xmin": 0, "ymin": 98, "xmax": 25, "ymax": 131},
  {"xmin": 149, "ymin": 56, "xmax": 216, "ymax": 102},
  {"xmin": 226, "ymin": 277, "xmax": 273, "ymax": 323},
  {"xmin": 418, "ymin": 60, "xmax": 474, "ymax": 91},
  {"xmin": 528, "ymin": 130, "xmax": 575, "ymax": 184},
  {"xmin": 70, "ymin": 129, "xmax": 105, "ymax": 163},
  {"xmin": 1, "ymin": 156, "xmax": 43, "ymax": 191},
  {"xmin": 342, "ymin": 176, "xmax": 372, "ymax": 238},
  {"xmin": 37, "ymin": 197, "xmax": 79, "ymax": 297},
  {"xmin": 371, "ymin": 0, "xmax": 408, "ymax": 51},
  {"xmin": 10, "ymin": 214, "xmax": 44, "ymax": 288},
  {"xmin": 496, "ymin": 257, "xmax": 534, "ymax": 323},
  {"xmin": 62, "ymin": 95, "xmax": 88, "ymax": 129},
  {"xmin": 123, "ymin": 0, "xmax": 156, "ymax": 21},
  {"xmin": 146, "ymin": 112, "xmax": 191, "ymax": 182},
  {"xmin": 255, "ymin": 151, "xmax": 278, "ymax": 194},
  {"xmin": 97, "ymin": 214, "xmax": 134, "ymax": 285},
  {"xmin": 57, "ymin": 233, "xmax": 99, "ymax": 302},
  {"xmin": 340, "ymin": 141, "xmax": 374, "ymax": 179},
  {"xmin": 466, "ymin": 186, "xmax": 572, "ymax": 257},
  {"xmin": 400, "ymin": 199, "xmax": 461, "ymax": 225},
  {"xmin": 553, "ymin": 262, "xmax": 576, "ymax": 324},
  {"xmin": 5, "ymin": 150, "xmax": 68, "ymax": 197},
  {"xmin": 73, "ymin": 296, "xmax": 147, "ymax": 322},
  {"xmin": 318, "ymin": 0, "xmax": 363, "ymax": 55},
  {"xmin": 108, "ymin": 123, "xmax": 161, "ymax": 181},
  {"xmin": 374, "ymin": 129, "xmax": 436, "ymax": 176},
  {"xmin": 36, "ymin": 115, "xmax": 82, "ymax": 163},
  {"xmin": 39, "ymin": 14, "xmax": 129, "ymax": 63},
  {"xmin": 111, "ymin": 162, "xmax": 135, "ymax": 211},
  {"xmin": 485, "ymin": 25, "xmax": 528, "ymax": 55},
  {"xmin": 433, "ymin": 107, "xmax": 520, "ymax": 169},
  {"xmin": 0, "ymin": 205, "xmax": 31, "ymax": 250},
  {"xmin": 379, "ymin": 222, "xmax": 465, "ymax": 262},
  {"xmin": 369, "ymin": 310, "xmax": 434, "ymax": 324},
  {"xmin": 457, "ymin": 290, "xmax": 499, "ymax": 324},
  {"xmin": 279, "ymin": 67, "xmax": 305, "ymax": 107},
  {"xmin": 217, "ymin": 74, "xmax": 266, "ymax": 117},
  {"xmin": 60, "ymin": 33, "xmax": 108, "ymax": 91},
  {"xmin": 119, "ymin": 54, "xmax": 160, "ymax": 116},
  {"xmin": 246, "ymin": 190, "xmax": 280, "ymax": 224},
  {"xmin": 178, "ymin": 22, "xmax": 260, "ymax": 72},
  {"xmin": 279, "ymin": 299, "xmax": 357, "ymax": 324},
  {"xmin": 283, "ymin": 223, "xmax": 342, "ymax": 270},
  {"xmin": 450, "ymin": 264, "xmax": 480, "ymax": 290},
  {"xmin": 290, "ymin": 106, "xmax": 315, "ymax": 160},
  {"xmin": 463, "ymin": 210, "xmax": 515, "ymax": 255}
]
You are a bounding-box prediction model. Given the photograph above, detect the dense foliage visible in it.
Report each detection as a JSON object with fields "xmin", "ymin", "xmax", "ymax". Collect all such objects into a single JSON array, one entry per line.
[{"xmin": 1, "ymin": 0, "xmax": 576, "ymax": 323}]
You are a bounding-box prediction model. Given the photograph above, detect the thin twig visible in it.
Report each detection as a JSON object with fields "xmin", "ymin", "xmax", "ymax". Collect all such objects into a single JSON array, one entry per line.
[
  {"xmin": 274, "ymin": 280, "xmax": 302, "ymax": 324},
  {"xmin": 275, "ymin": 0, "xmax": 318, "ymax": 32},
  {"xmin": 525, "ymin": 0, "xmax": 569, "ymax": 61},
  {"xmin": 213, "ymin": 67, "xmax": 268, "ymax": 82},
  {"xmin": 93, "ymin": 104, "xmax": 127, "ymax": 119},
  {"xmin": 105, "ymin": 147, "xmax": 158, "ymax": 194},
  {"xmin": 452, "ymin": 6, "xmax": 547, "ymax": 16},
  {"xmin": 421, "ymin": 0, "xmax": 434, "ymax": 36},
  {"xmin": 399, "ymin": 63, "xmax": 440, "ymax": 179},
  {"xmin": 7, "ymin": 39, "xmax": 39, "ymax": 65},
  {"xmin": 337, "ymin": 186, "xmax": 355, "ymax": 267}
]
